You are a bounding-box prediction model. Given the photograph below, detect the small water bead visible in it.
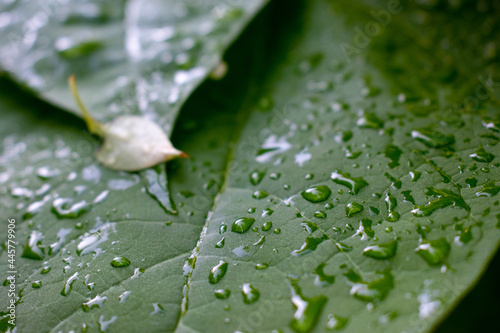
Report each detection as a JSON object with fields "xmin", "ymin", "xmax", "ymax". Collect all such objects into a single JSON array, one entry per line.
[
  {"xmin": 344, "ymin": 146, "xmax": 361, "ymax": 160},
  {"xmin": 411, "ymin": 188, "xmax": 470, "ymax": 217},
  {"xmin": 475, "ymin": 182, "xmax": 500, "ymax": 197},
  {"xmin": 82, "ymin": 295, "xmax": 107, "ymax": 312},
  {"xmin": 301, "ymin": 221, "xmax": 318, "ymax": 235},
  {"xmin": 131, "ymin": 268, "xmax": 145, "ymax": 279},
  {"xmin": 21, "ymin": 231, "xmax": 45, "ymax": 260},
  {"xmin": 32, "ymin": 280, "xmax": 42, "ymax": 288},
  {"xmin": 305, "ymin": 173, "xmax": 314, "ymax": 180},
  {"xmin": 411, "ymin": 127, "xmax": 455, "ymax": 148},
  {"xmin": 293, "ymin": 235, "xmax": 328, "ymax": 256},
  {"xmin": 289, "ymin": 279, "xmax": 327, "ymax": 333},
  {"xmin": 326, "ymin": 314, "xmax": 349, "ymax": 330},
  {"xmin": 232, "ymin": 217, "xmax": 255, "ymax": 233},
  {"xmin": 470, "ymin": 147, "xmax": 495, "ymax": 163},
  {"xmin": 110, "ymin": 257, "xmax": 131, "ymax": 268},
  {"xmin": 262, "ymin": 221, "xmax": 273, "ymax": 231},
  {"xmin": 214, "ymin": 289, "xmax": 231, "ymax": 299},
  {"xmin": 241, "ymin": 283, "xmax": 260, "ymax": 304},
  {"xmin": 262, "ymin": 208, "xmax": 274, "ymax": 217},
  {"xmin": 219, "ymin": 224, "xmax": 227, "ymax": 234},
  {"xmin": 314, "ymin": 211, "xmax": 327, "ymax": 218},
  {"xmin": 385, "ymin": 193, "xmax": 400, "ymax": 222},
  {"xmin": 384, "ymin": 144, "xmax": 402, "ymax": 168},
  {"xmin": 335, "ymin": 242, "xmax": 353, "ymax": 252},
  {"xmin": 401, "ymin": 190, "xmax": 415, "ymax": 205},
  {"xmin": 252, "ymin": 190, "xmax": 269, "ymax": 200},
  {"xmin": 384, "ymin": 173, "xmax": 402, "ymax": 189},
  {"xmin": 255, "ymin": 263, "xmax": 269, "ymax": 270},
  {"xmin": 343, "ymin": 269, "xmax": 394, "ymax": 302},
  {"xmin": 248, "ymin": 207, "xmax": 256, "ymax": 213},
  {"xmin": 269, "ymin": 173, "xmax": 281, "ymax": 180},
  {"xmin": 301, "ymin": 186, "xmax": 332, "ymax": 203},
  {"xmin": 61, "ymin": 272, "xmax": 79, "ymax": 296},
  {"xmin": 368, "ymin": 206, "xmax": 379, "ymax": 216},
  {"xmin": 250, "ymin": 170, "xmax": 265, "ymax": 185},
  {"xmin": 354, "ymin": 219, "xmax": 374, "ymax": 240},
  {"xmin": 314, "ymin": 263, "xmax": 335, "ymax": 286},
  {"xmin": 465, "ymin": 177, "xmax": 478, "ymax": 188},
  {"xmin": 363, "ymin": 240, "xmax": 398, "ymax": 259},
  {"xmin": 331, "ymin": 171, "xmax": 368, "ymax": 195},
  {"xmin": 324, "ymin": 203, "xmax": 334, "ymax": 210},
  {"xmin": 51, "ymin": 198, "xmax": 90, "ymax": 219},
  {"xmin": 415, "ymin": 238, "xmax": 450, "ymax": 266},
  {"xmin": 273, "ymin": 228, "xmax": 281, "ymax": 234},
  {"xmin": 346, "ymin": 202, "xmax": 363, "ymax": 217},
  {"xmin": 356, "ymin": 112, "xmax": 384, "ymax": 129},
  {"xmin": 410, "ymin": 171, "xmax": 422, "ymax": 182},
  {"xmin": 254, "ymin": 236, "xmax": 266, "ymax": 246},
  {"xmin": 209, "ymin": 260, "xmax": 228, "ymax": 284},
  {"xmin": 41, "ymin": 266, "xmax": 51, "ymax": 274},
  {"xmin": 215, "ymin": 237, "xmax": 225, "ymax": 248}
]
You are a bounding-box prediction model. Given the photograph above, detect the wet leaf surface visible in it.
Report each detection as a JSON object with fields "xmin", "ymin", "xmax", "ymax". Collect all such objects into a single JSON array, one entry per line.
[{"xmin": 1, "ymin": 0, "xmax": 500, "ymax": 332}]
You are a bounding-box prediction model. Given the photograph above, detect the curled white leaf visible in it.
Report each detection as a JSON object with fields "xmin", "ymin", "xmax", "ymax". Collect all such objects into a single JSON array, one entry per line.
[{"xmin": 69, "ymin": 75, "xmax": 186, "ymax": 171}]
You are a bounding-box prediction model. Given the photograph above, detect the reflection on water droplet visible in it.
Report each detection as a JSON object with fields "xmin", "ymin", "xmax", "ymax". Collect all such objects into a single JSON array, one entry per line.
[
  {"xmin": 209, "ymin": 260, "xmax": 228, "ymax": 284},
  {"xmin": 470, "ymin": 147, "xmax": 495, "ymax": 163},
  {"xmin": 411, "ymin": 188, "xmax": 469, "ymax": 217},
  {"xmin": 262, "ymin": 221, "xmax": 273, "ymax": 231},
  {"xmin": 242, "ymin": 283, "xmax": 260, "ymax": 304},
  {"xmin": 21, "ymin": 230, "xmax": 45, "ymax": 260},
  {"xmin": 215, "ymin": 289, "xmax": 231, "ymax": 299},
  {"xmin": 475, "ymin": 182, "xmax": 500, "ymax": 197},
  {"xmin": 385, "ymin": 193, "xmax": 400, "ymax": 222},
  {"xmin": 293, "ymin": 235, "xmax": 328, "ymax": 256},
  {"xmin": 32, "ymin": 280, "xmax": 42, "ymax": 288},
  {"xmin": 252, "ymin": 190, "xmax": 269, "ymax": 200},
  {"xmin": 110, "ymin": 256, "xmax": 131, "ymax": 267},
  {"xmin": 415, "ymin": 238, "xmax": 450, "ymax": 266},
  {"xmin": 41, "ymin": 266, "xmax": 51, "ymax": 274},
  {"xmin": 289, "ymin": 278, "xmax": 327, "ymax": 333},
  {"xmin": 256, "ymin": 263, "xmax": 269, "ymax": 270},
  {"xmin": 344, "ymin": 269, "xmax": 394, "ymax": 302},
  {"xmin": 326, "ymin": 314, "xmax": 349, "ymax": 330},
  {"xmin": 215, "ymin": 237, "xmax": 225, "ymax": 248},
  {"xmin": 250, "ymin": 170, "xmax": 266, "ymax": 185},
  {"xmin": 51, "ymin": 198, "xmax": 90, "ymax": 219},
  {"xmin": 61, "ymin": 272, "xmax": 79, "ymax": 296},
  {"xmin": 301, "ymin": 186, "xmax": 332, "ymax": 203},
  {"xmin": 232, "ymin": 217, "xmax": 255, "ymax": 234},
  {"xmin": 82, "ymin": 294, "xmax": 107, "ymax": 312},
  {"xmin": 331, "ymin": 171, "xmax": 368, "ymax": 195},
  {"xmin": 363, "ymin": 240, "xmax": 398, "ymax": 259},
  {"xmin": 346, "ymin": 202, "xmax": 363, "ymax": 217},
  {"xmin": 411, "ymin": 127, "xmax": 454, "ymax": 148},
  {"xmin": 384, "ymin": 145, "xmax": 402, "ymax": 168},
  {"xmin": 314, "ymin": 263, "xmax": 335, "ymax": 287}
]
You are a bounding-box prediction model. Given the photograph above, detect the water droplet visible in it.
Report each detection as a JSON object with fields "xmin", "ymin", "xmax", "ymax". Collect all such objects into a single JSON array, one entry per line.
[
  {"xmin": 356, "ymin": 112, "xmax": 384, "ymax": 129},
  {"xmin": 305, "ymin": 173, "xmax": 314, "ymax": 180},
  {"xmin": 331, "ymin": 171, "xmax": 368, "ymax": 195},
  {"xmin": 21, "ymin": 231, "xmax": 45, "ymax": 260},
  {"xmin": 61, "ymin": 272, "xmax": 79, "ymax": 296},
  {"xmin": 326, "ymin": 314, "xmax": 349, "ymax": 330},
  {"xmin": 262, "ymin": 208, "xmax": 274, "ymax": 217},
  {"xmin": 32, "ymin": 280, "xmax": 42, "ymax": 288},
  {"xmin": 215, "ymin": 289, "xmax": 231, "ymax": 299},
  {"xmin": 410, "ymin": 171, "xmax": 422, "ymax": 182},
  {"xmin": 252, "ymin": 190, "xmax": 269, "ymax": 200},
  {"xmin": 209, "ymin": 260, "xmax": 228, "ymax": 284},
  {"xmin": 344, "ymin": 269, "xmax": 394, "ymax": 302},
  {"xmin": 301, "ymin": 186, "xmax": 331, "ymax": 203},
  {"xmin": 262, "ymin": 221, "xmax": 273, "ymax": 231},
  {"xmin": 219, "ymin": 224, "xmax": 227, "ymax": 234},
  {"xmin": 384, "ymin": 173, "xmax": 402, "ymax": 189},
  {"xmin": 250, "ymin": 170, "xmax": 266, "ymax": 185},
  {"xmin": 465, "ymin": 177, "xmax": 478, "ymax": 188},
  {"xmin": 215, "ymin": 237, "xmax": 225, "ymax": 248},
  {"xmin": 476, "ymin": 182, "xmax": 500, "ymax": 197},
  {"xmin": 363, "ymin": 240, "xmax": 398, "ymax": 259},
  {"xmin": 314, "ymin": 211, "xmax": 327, "ymax": 218},
  {"xmin": 110, "ymin": 257, "xmax": 131, "ymax": 268},
  {"xmin": 289, "ymin": 278, "xmax": 327, "ymax": 333},
  {"xmin": 256, "ymin": 263, "xmax": 269, "ymax": 270},
  {"xmin": 82, "ymin": 294, "xmax": 107, "ymax": 312},
  {"xmin": 293, "ymin": 235, "xmax": 328, "ymax": 256},
  {"xmin": 470, "ymin": 147, "xmax": 495, "ymax": 163},
  {"xmin": 41, "ymin": 266, "xmax": 51, "ymax": 274},
  {"xmin": 232, "ymin": 217, "xmax": 255, "ymax": 233},
  {"xmin": 335, "ymin": 242, "xmax": 353, "ymax": 252},
  {"xmin": 415, "ymin": 238, "xmax": 450, "ymax": 266},
  {"xmin": 273, "ymin": 228, "xmax": 281, "ymax": 234},
  {"xmin": 242, "ymin": 283, "xmax": 260, "ymax": 304},
  {"xmin": 402, "ymin": 190, "xmax": 415, "ymax": 205},
  {"xmin": 411, "ymin": 127, "xmax": 455, "ymax": 148},
  {"xmin": 346, "ymin": 202, "xmax": 363, "ymax": 217},
  {"xmin": 314, "ymin": 263, "xmax": 335, "ymax": 286},
  {"xmin": 98, "ymin": 315, "xmax": 117, "ymax": 332},
  {"xmin": 51, "ymin": 198, "xmax": 90, "ymax": 219},
  {"xmin": 119, "ymin": 291, "xmax": 131, "ymax": 303},
  {"xmin": 384, "ymin": 145, "xmax": 402, "ymax": 168},
  {"xmin": 385, "ymin": 193, "xmax": 400, "ymax": 222},
  {"xmin": 131, "ymin": 268, "xmax": 145, "ymax": 279},
  {"xmin": 354, "ymin": 219, "xmax": 374, "ymax": 240},
  {"xmin": 254, "ymin": 236, "xmax": 266, "ymax": 246},
  {"xmin": 412, "ymin": 188, "xmax": 470, "ymax": 217}
]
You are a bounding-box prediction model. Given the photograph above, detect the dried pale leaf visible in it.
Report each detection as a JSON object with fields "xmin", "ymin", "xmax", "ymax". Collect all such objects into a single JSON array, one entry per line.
[{"xmin": 69, "ymin": 76, "xmax": 185, "ymax": 171}]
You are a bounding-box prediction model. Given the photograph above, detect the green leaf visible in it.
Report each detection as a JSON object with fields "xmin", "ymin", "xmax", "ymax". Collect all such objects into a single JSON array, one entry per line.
[
  {"xmin": 1, "ymin": 0, "xmax": 500, "ymax": 332},
  {"xmin": 0, "ymin": 0, "xmax": 268, "ymax": 130}
]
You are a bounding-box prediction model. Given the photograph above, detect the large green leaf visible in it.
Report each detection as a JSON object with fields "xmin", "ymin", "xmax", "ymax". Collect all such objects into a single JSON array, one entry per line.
[
  {"xmin": 1, "ymin": 0, "xmax": 500, "ymax": 332},
  {"xmin": 0, "ymin": 0, "xmax": 267, "ymax": 130}
]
